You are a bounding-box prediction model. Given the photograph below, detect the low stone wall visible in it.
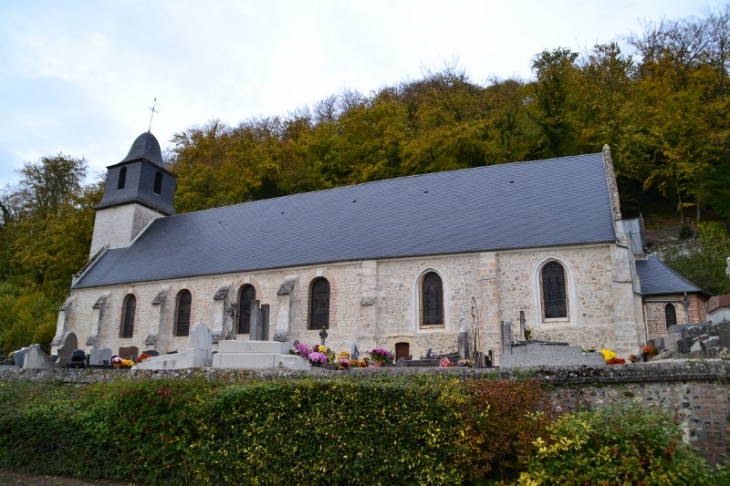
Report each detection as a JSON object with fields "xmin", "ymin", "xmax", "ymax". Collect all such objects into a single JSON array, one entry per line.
[{"xmin": 1, "ymin": 360, "xmax": 728, "ymax": 463}]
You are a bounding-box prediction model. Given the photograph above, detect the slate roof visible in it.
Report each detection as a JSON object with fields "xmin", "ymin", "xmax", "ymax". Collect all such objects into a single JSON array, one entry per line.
[
  {"xmin": 96, "ymin": 132, "xmax": 177, "ymax": 215},
  {"xmin": 635, "ymin": 254, "xmax": 707, "ymax": 296},
  {"xmin": 74, "ymin": 153, "xmax": 618, "ymax": 288},
  {"xmin": 118, "ymin": 131, "xmax": 165, "ymax": 167}
]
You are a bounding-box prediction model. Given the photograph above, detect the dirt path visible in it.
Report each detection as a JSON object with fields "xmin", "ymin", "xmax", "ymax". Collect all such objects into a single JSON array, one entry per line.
[{"xmin": 0, "ymin": 470, "xmax": 139, "ymax": 485}]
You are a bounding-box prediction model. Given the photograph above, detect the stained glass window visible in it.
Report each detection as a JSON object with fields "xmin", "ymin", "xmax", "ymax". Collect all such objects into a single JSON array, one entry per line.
[
  {"xmin": 309, "ymin": 278, "xmax": 330, "ymax": 330},
  {"xmin": 176, "ymin": 289, "xmax": 192, "ymax": 336},
  {"xmin": 121, "ymin": 294, "xmax": 135, "ymax": 338},
  {"xmin": 665, "ymin": 304, "xmax": 677, "ymax": 328},
  {"xmin": 421, "ymin": 272, "xmax": 443, "ymax": 327},
  {"xmin": 238, "ymin": 285, "xmax": 256, "ymax": 334},
  {"xmin": 542, "ymin": 261, "xmax": 567, "ymax": 319}
]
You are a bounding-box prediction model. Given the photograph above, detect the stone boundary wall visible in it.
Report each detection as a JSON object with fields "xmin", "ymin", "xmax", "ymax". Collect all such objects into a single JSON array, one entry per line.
[{"xmin": 2, "ymin": 360, "xmax": 728, "ymax": 463}]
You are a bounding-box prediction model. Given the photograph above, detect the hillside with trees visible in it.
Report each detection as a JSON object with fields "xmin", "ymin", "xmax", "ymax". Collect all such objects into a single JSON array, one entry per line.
[{"xmin": 0, "ymin": 6, "xmax": 728, "ymax": 354}]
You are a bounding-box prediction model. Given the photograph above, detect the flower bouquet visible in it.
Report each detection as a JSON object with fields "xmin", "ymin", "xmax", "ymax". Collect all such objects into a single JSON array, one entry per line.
[
  {"xmin": 599, "ymin": 349, "xmax": 616, "ymax": 363},
  {"xmin": 292, "ymin": 342, "xmax": 312, "ymax": 360},
  {"xmin": 112, "ymin": 357, "xmax": 135, "ymax": 369},
  {"xmin": 457, "ymin": 358, "xmax": 474, "ymax": 367},
  {"xmin": 367, "ymin": 348, "xmax": 394, "ymax": 364},
  {"xmin": 308, "ymin": 351, "xmax": 328, "ymax": 366},
  {"xmin": 641, "ymin": 344, "xmax": 658, "ymax": 362}
]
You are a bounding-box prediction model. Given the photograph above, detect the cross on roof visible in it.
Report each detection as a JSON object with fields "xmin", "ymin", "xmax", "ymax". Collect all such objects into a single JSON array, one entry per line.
[{"xmin": 147, "ymin": 97, "xmax": 158, "ymax": 132}]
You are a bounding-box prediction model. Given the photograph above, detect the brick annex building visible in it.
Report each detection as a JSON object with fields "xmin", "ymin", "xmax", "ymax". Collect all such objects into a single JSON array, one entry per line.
[{"xmin": 52, "ymin": 132, "xmax": 706, "ymax": 363}]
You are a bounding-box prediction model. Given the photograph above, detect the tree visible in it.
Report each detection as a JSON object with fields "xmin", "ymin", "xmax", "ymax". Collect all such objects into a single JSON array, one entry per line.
[
  {"xmin": 528, "ymin": 48, "xmax": 580, "ymax": 158},
  {"xmin": 0, "ymin": 155, "xmax": 99, "ymax": 353}
]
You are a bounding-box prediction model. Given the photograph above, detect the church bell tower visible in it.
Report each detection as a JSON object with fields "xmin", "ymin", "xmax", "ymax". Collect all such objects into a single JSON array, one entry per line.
[{"xmin": 89, "ymin": 132, "xmax": 177, "ymax": 258}]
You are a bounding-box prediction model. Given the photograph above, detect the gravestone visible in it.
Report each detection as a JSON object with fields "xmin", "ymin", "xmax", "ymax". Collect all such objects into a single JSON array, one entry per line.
[
  {"xmin": 261, "ymin": 304, "xmax": 270, "ymax": 341},
  {"xmin": 677, "ymin": 337, "xmax": 693, "ymax": 354},
  {"xmin": 23, "ymin": 344, "xmax": 55, "ymax": 369},
  {"xmin": 500, "ymin": 320, "xmax": 513, "ymax": 355},
  {"xmin": 118, "ymin": 346, "xmax": 139, "ymax": 361},
  {"xmin": 682, "ymin": 324, "xmax": 710, "ymax": 339},
  {"xmin": 500, "ymin": 320, "xmax": 605, "ymax": 368},
  {"xmin": 67, "ymin": 348, "xmax": 87, "ymax": 368},
  {"xmin": 190, "ymin": 322, "xmax": 213, "ymax": 367},
  {"xmin": 136, "ymin": 323, "xmax": 213, "ymax": 369},
  {"xmin": 519, "ymin": 311, "xmax": 527, "ymax": 341},
  {"xmin": 717, "ymin": 324, "xmax": 730, "ymax": 349},
  {"xmin": 250, "ymin": 300, "xmax": 262, "ymax": 341},
  {"xmin": 654, "ymin": 336, "xmax": 665, "ymax": 351},
  {"xmin": 425, "ymin": 348, "xmax": 435, "ymax": 359},
  {"xmin": 11, "ymin": 347, "xmax": 29, "ymax": 368},
  {"xmin": 55, "ymin": 333, "xmax": 78, "ymax": 367},
  {"xmin": 89, "ymin": 348, "xmax": 113, "ymax": 366},
  {"xmin": 458, "ymin": 330, "xmax": 470, "ymax": 358}
]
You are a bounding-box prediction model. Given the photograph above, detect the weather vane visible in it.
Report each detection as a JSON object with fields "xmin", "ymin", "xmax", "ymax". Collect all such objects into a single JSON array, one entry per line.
[{"xmin": 147, "ymin": 97, "xmax": 158, "ymax": 132}]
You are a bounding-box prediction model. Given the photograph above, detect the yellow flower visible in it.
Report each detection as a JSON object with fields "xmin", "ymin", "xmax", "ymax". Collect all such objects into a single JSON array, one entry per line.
[{"xmin": 599, "ymin": 349, "xmax": 616, "ymax": 363}]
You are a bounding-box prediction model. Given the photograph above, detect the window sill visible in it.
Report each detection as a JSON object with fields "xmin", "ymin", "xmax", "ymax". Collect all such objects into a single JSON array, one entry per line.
[
  {"xmin": 539, "ymin": 319, "xmax": 572, "ymax": 329},
  {"xmin": 418, "ymin": 325, "xmax": 445, "ymax": 332}
]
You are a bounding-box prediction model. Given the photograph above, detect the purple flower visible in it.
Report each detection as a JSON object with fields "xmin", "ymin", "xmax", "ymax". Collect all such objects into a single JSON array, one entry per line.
[
  {"xmin": 294, "ymin": 342, "xmax": 312, "ymax": 359},
  {"xmin": 308, "ymin": 352, "xmax": 328, "ymax": 364}
]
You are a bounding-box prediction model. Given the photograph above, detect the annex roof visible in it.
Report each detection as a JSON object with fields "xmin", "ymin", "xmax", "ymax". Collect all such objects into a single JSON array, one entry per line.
[
  {"xmin": 74, "ymin": 153, "xmax": 618, "ymax": 288},
  {"xmin": 635, "ymin": 254, "xmax": 706, "ymax": 296}
]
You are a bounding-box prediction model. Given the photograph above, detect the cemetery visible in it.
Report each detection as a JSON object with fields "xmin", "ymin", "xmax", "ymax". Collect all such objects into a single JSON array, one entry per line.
[{"xmin": 3, "ymin": 291, "xmax": 730, "ymax": 484}]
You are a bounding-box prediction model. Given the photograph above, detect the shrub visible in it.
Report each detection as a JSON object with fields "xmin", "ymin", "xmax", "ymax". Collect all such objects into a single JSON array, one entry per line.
[
  {"xmin": 516, "ymin": 401, "xmax": 717, "ymax": 485},
  {"xmin": 185, "ymin": 374, "xmax": 470, "ymax": 485},
  {"xmin": 0, "ymin": 381, "xmax": 87, "ymax": 475},
  {"xmin": 458, "ymin": 378, "xmax": 557, "ymax": 483},
  {"xmin": 75, "ymin": 378, "xmax": 212, "ymax": 484}
]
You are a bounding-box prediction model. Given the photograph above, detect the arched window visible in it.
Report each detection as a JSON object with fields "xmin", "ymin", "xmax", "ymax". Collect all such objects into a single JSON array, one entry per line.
[
  {"xmin": 120, "ymin": 294, "xmax": 136, "ymax": 338},
  {"xmin": 420, "ymin": 271, "xmax": 444, "ymax": 327},
  {"xmin": 309, "ymin": 278, "xmax": 330, "ymax": 330},
  {"xmin": 665, "ymin": 303, "xmax": 677, "ymax": 328},
  {"xmin": 541, "ymin": 261, "xmax": 567, "ymax": 319},
  {"xmin": 237, "ymin": 285, "xmax": 256, "ymax": 334},
  {"xmin": 117, "ymin": 167, "xmax": 127, "ymax": 190},
  {"xmin": 153, "ymin": 171, "xmax": 162, "ymax": 195},
  {"xmin": 175, "ymin": 289, "xmax": 192, "ymax": 336}
]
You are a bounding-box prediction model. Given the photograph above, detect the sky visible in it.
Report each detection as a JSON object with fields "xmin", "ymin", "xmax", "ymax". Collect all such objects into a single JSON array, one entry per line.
[{"xmin": 0, "ymin": 0, "xmax": 719, "ymax": 188}]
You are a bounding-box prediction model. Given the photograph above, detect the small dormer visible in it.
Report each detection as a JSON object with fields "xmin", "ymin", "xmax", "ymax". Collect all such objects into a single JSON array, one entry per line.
[
  {"xmin": 89, "ymin": 132, "xmax": 177, "ymax": 257},
  {"xmin": 96, "ymin": 132, "xmax": 176, "ymax": 215}
]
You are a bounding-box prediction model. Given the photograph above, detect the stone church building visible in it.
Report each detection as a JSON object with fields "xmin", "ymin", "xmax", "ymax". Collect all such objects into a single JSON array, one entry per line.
[{"xmin": 52, "ymin": 132, "xmax": 705, "ymax": 363}]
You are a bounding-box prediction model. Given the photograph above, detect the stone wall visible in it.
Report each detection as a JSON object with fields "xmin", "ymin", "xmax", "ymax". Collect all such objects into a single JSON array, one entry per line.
[
  {"xmin": 62, "ymin": 242, "xmax": 642, "ymax": 365},
  {"xmin": 1, "ymin": 360, "xmax": 727, "ymax": 463}
]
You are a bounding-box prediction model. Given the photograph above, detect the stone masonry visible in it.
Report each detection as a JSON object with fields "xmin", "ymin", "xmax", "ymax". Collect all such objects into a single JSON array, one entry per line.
[{"xmin": 55, "ymin": 241, "xmax": 644, "ymax": 365}]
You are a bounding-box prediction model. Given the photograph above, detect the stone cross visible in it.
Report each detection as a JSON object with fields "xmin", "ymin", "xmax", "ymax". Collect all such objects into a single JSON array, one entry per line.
[{"xmin": 319, "ymin": 326, "xmax": 328, "ymax": 347}]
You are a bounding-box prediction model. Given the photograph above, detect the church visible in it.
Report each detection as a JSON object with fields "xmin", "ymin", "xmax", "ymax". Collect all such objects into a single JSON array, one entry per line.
[{"xmin": 52, "ymin": 131, "xmax": 705, "ymax": 364}]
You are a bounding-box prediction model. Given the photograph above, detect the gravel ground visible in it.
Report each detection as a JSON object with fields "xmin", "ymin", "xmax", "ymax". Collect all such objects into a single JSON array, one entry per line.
[{"xmin": 0, "ymin": 470, "xmax": 139, "ymax": 486}]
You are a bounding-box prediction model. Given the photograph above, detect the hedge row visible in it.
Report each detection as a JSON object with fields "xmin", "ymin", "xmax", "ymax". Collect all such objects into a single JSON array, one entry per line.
[{"xmin": 0, "ymin": 375, "xmax": 722, "ymax": 485}]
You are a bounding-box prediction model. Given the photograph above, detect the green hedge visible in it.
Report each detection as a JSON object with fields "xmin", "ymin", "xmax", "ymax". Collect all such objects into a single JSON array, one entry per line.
[{"xmin": 0, "ymin": 375, "xmax": 723, "ymax": 485}]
